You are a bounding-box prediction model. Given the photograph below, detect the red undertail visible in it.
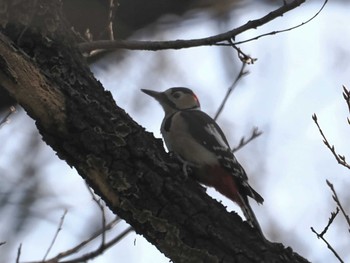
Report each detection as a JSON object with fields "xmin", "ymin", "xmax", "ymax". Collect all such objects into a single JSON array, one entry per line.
[{"xmin": 204, "ymin": 165, "xmax": 265, "ymax": 238}]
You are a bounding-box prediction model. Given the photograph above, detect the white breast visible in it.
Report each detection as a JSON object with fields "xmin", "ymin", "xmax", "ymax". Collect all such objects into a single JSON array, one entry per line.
[{"xmin": 161, "ymin": 112, "xmax": 219, "ymax": 166}]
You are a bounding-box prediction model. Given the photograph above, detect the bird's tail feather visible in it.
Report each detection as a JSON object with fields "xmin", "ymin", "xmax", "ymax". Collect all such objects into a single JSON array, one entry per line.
[
  {"xmin": 248, "ymin": 186, "xmax": 264, "ymax": 204},
  {"xmin": 238, "ymin": 194, "xmax": 265, "ymax": 239}
]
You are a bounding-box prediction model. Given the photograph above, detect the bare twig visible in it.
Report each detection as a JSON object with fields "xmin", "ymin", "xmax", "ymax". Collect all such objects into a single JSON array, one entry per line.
[
  {"xmin": 232, "ymin": 127, "xmax": 263, "ymax": 153},
  {"xmin": 213, "ymin": 41, "xmax": 260, "ymax": 152},
  {"xmin": 59, "ymin": 226, "xmax": 133, "ymax": 263},
  {"xmin": 25, "ymin": 187, "xmax": 132, "ymax": 263},
  {"xmin": 231, "ymin": 44, "xmax": 257, "ymax": 65},
  {"xmin": 214, "ymin": 62, "xmax": 248, "ymax": 121},
  {"xmin": 108, "ymin": 0, "xmax": 116, "ymax": 40},
  {"xmin": 312, "ymin": 114, "xmax": 350, "ymax": 170},
  {"xmin": 0, "ymin": 106, "xmax": 16, "ymax": 128},
  {"xmin": 16, "ymin": 243, "xmax": 22, "ymax": 263},
  {"xmin": 95, "ymin": 0, "xmax": 118, "ymax": 41},
  {"xmin": 16, "ymin": 0, "xmax": 38, "ymax": 45},
  {"xmin": 320, "ymin": 208, "xmax": 339, "ymax": 237},
  {"xmin": 311, "ymin": 208, "xmax": 344, "ymax": 263},
  {"xmin": 342, "ymin": 85, "xmax": 350, "ymax": 115},
  {"xmin": 326, "ymin": 180, "xmax": 350, "ymax": 229},
  {"xmin": 233, "ymin": 0, "xmax": 328, "ymax": 45},
  {"xmin": 35, "ymin": 218, "xmax": 121, "ymax": 263},
  {"xmin": 79, "ymin": 0, "xmax": 306, "ymax": 52},
  {"xmin": 86, "ymin": 184, "xmax": 107, "ymax": 246},
  {"xmin": 311, "ymin": 207, "xmax": 344, "ymax": 263},
  {"xmin": 311, "ymin": 180, "xmax": 350, "ymax": 263},
  {"xmin": 310, "ymin": 227, "xmax": 343, "ymax": 263},
  {"xmin": 42, "ymin": 209, "xmax": 68, "ymax": 261}
]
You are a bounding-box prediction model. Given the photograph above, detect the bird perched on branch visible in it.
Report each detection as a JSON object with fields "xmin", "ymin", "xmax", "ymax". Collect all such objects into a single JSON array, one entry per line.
[{"xmin": 141, "ymin": 87, "xmax": 264, "ymax": 237}]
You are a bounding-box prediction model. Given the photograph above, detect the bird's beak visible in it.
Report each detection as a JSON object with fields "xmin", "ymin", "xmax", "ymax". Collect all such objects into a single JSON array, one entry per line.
[{"xmin": 141, "ymin": 89, "xmax": 164, "ymax": 102}]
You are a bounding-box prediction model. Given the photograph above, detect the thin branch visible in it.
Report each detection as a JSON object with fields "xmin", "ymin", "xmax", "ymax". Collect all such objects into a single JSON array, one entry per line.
[
  {"xmin": 16, "ymin": 243, "xmax": 22, "ymax": 263},
  {"xmin": 42, "ymin": 209, "xmax": 68, "ymax": 261},
  {"xmin": 233, "ymin": 0, "xmax": 328, "ymax": 45},
  {"xmin": 311, "ymin": 180, "xmax": 350, "ymax": 263},
  {"xmin": 108, "ymin": 0, "xmax": 116, "ymax": 40},
  {"xmin": 95, "ymin": 0, "xmax": 118, "ymax": 41},
  {"xmin": 312, "ymin": 114, "xmax": 350, "ymax": 170},
  {"xmin": 320, "ymin": 208, "xmax": 339, "ymax": 237},
  {"xmin": 231, "ymin": 44, "xmax": 257, "ymax": 65},
  {"xmin": 232, "ymin": 127, "xmax": 263, "ymax": 153},
  {"xmin": 21, "ymin": 218, "xmax": 124, "ymax": 263},
  {"xmin": 343, "ymin": 85, "xmax": 350, "ymax": 115},
  {"xmin": 24, "ymin": 188, "xmax": 130, "ymax": 263},
  {"xmin": 16, "ymin": 0, "xmax": 38, "ymax": 45},
  {"xmin": 311, "ymin": 208, "xmax": 343, "ymax": 263},
  {"xmin": 86, "ymin": 184, "xmax": 107, "ymax": 246},
  {"xmin": 213, "ymin": 41, "xmax": 260, "ymax": 152},
  {"xmin": 42, "ymin": 218, "xmax": 120, "ymax": 263},
  {"xmin": 0, "ymin": 105, "xmax": 16, "ymax": 128},
  {"xmin": 79, "ymin": 0, "xmax": 306, "ymax": 52},
  {"xmin": 326, "ymin": 180, "xmax": 350, "ymax": 229},
  {"xmin": 214, "ymin": 61, "xmax": 248, "ymax": 121},
  {"xmin": 60, "ymin": 226, "xmax": 134, "ymax": 263}
]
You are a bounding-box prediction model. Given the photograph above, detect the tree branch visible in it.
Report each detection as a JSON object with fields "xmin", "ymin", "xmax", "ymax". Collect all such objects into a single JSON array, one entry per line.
[
  {"xmin": 59, "ymin": 226, "xmax": 133, "ymax": 263},
  {"xmin": 107, "ymin": 0, "xmax": 116, "ymax": 41},
  {"xmin": 22, "ymin": 218, "xmax": 123, "ymax": 263},
  {"xmin": 233, "ymin": 0, "xmax": 328, "ymax": 45},
  {"xmin": 42, "ymin": 210, "xmax": 68, "ymax": 261},
  {"xmin": 214, "ymin": 61, "xmax": 249, "ymax": 121},
  {"xmin": 343, "ymin": 85, "xmax": 350, "ymax": 116},
  {"xmin": 78, "ymin": 0, "xmax": 306, "ymax": 52},
  {"xmin": 16, "ymin": 243, "xmax": 22, "ymax": 263},
  {"xmin": 311, "ymin": 208, "xmax": 344, "ymax": 263},
  {"xmin": 232, "ymin": 127, "xmax": 263, "ymax": 153},
  {"xmin": 312, "ymin": 114, "xmax": 350, "ymax": 170},
  {"xmin": 326, "ymin": 180, "xmax": 350, "ymax": 229}
]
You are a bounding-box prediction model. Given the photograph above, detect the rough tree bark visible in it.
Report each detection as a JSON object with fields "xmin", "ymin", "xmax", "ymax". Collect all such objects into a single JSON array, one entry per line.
[{"xmin": 0, "ymin": 1, "xmax": 309, "ymax": 262}]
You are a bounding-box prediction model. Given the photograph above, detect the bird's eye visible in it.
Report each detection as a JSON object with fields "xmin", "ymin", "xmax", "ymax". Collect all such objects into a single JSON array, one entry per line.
[{"xmin": 173, "ymin": 92, "xmax": 181, "ymax": 99}]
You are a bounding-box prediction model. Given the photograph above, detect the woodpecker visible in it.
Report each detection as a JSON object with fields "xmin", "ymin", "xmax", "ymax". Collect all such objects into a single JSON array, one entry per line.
[{"xmin": 141, "ymin": 87, "xmax": 264, "ymax": 237}]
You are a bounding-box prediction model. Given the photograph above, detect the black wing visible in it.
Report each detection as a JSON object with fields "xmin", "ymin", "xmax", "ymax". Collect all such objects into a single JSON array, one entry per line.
[
  {"xmin": 180, "ymin": 110, "xmax": 264, "ymax": 203},
  {"xmin": 180, "ymin": 110, "xmax": 248, "ymax": 182}
]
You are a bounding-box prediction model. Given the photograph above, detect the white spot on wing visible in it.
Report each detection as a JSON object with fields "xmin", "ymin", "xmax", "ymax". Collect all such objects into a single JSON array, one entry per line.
[{"xmin": 204, "ymin": 124, "xmax": 229, "ymax": 149}]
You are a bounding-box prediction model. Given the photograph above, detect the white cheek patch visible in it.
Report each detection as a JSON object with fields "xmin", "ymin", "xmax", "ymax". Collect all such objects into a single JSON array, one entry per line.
[{"xmin": 204, "ymin": 124, "xmax": 229, "ymax": 149}]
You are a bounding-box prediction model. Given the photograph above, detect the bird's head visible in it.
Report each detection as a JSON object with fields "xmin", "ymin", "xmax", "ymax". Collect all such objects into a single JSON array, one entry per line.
[{"xmin": 141, "ymin": 87, "xmax": 201, "ymax": 115}]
